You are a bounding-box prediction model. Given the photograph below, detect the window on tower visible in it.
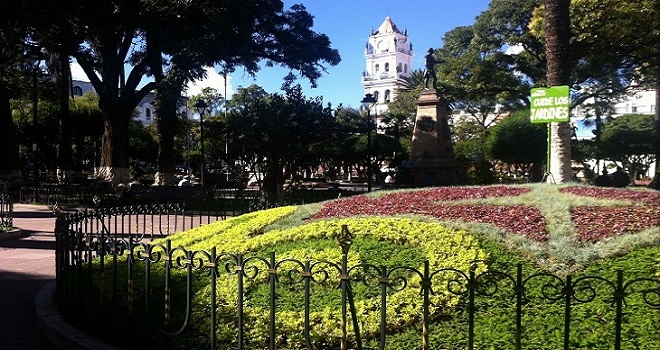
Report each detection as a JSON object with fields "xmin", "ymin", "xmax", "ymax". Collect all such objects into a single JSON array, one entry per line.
[
  {"xmin": 404, "ymin": 64, "xmax": 408, "ymax": 73},
  {"xmin": 373, "ymin": 91, "xmax": 380, "ymax": 102},
  {"xmin": 385, "ymin": 90, "xmax": 391, "ymax": 102},
  {"xmin": 375, "ymin": 64, "xmax": 380, "ymax": 73},
  {"xmin": 385, "ymin": 63, "xmax": 390, "ymax": 72}
]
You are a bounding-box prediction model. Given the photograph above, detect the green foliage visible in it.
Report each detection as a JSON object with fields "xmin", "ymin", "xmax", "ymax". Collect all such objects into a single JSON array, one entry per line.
[
  {"xmin": 570, "ymin": 0, "xmax": 659, "ymax": 86},
  {"xmin": 599, "ymin": 114, "xmax": 655, "ymax": 176},
  {"xmin": 137, "ymin": 210, "xmax": 488, "ymax": 349},
  {"xmin": 388, "ymin": 69, "xmax": 425, "ymax": 117},
  {"xmin": 486, "ymin": 110, "xmax": 547, "ymax": 180},
  {"xmin": 78, "ymin": 184, "xmax": 660, "ymax": 349},
  {"xmin": 436, "ymin": 25, "xmax": 530, "ymax": 116},
  {"xmin": 227, "ymin": 83, "xmax": 336, "ymax": 199},
  {"xmin": 128, "ymin": 119, "xmax": 157, "ymax": 164}
]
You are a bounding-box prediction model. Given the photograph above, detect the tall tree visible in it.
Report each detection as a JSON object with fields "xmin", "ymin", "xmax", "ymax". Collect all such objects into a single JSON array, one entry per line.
[
  {"xmin": 227, "ymin": 82, "xmax": 335, "ymax": 202},
  {"xmin": 27, "ymin": 0, "xmax": 82, "ymax": 181},
  {"xmin": 0, "ymin": 0, "xmax": 30, "ymax": 182},
  {"xmin": 570, "ymin": 0, "xmax": 658, "ymax": 189},
  {"xmin": 545, "ymin": 0, "xmax": 573, "ymax": 183},
  {"xmin": 58, "ymin": 0, "xmax": 156, "ymax": 184},
  {"xmin": 142, "ymin": 0, "xmax": 340, "ymax": 185},
  {"xmin": 599, "ymin": 114, "xmax": 656, "ymax": 181},
  {"xmin": 486, "ymin": 110, "xmax": 548, "ymax": 181}
]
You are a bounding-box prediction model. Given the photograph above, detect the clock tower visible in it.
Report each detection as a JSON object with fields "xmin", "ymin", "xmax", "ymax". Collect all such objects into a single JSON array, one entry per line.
[{"xmin": 362, "ymin": 17, "xmax": 413, "ymax": 115}]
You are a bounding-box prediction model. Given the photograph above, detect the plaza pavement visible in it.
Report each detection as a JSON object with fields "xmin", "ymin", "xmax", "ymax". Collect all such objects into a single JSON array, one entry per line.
[{"xmin": 0, "ymin": 204, "xmax": 120, "ymax": 350}]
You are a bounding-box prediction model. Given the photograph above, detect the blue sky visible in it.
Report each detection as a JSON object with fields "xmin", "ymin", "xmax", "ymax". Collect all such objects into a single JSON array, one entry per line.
[
  {"xmin": 72, "ymin": 0, "xmax": 493, "ymax": 109},
  {"xmin": 229, "ymin": 0, "xmax": 492, "ymax": 109}
]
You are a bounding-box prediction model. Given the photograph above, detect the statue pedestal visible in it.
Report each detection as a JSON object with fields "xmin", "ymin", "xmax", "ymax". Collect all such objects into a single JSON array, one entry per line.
[{"xmin": 408, "ymin": 90, "xmax": 458, "ymax": 186}]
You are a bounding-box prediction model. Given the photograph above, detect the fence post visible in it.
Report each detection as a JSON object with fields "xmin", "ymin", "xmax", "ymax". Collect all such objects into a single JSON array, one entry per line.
[
  {"xmin": 269, "ymin": 251, "xmax": 277, "ymax": 350},
  {"xmin": 467, "ymin": 269, "xmax": 476, "ymax": 350},
  {"xmin": 210, "ymin": 247, "xmax": 217, "ymax": 350},
  {"xmin": 613, "ymin": 270, "xmax": 625, "ymax": 350},
  {"xmin": 164, "ymin": 239, "xmax": 172, "ymax": 326},
  {"xmin": 379, "ymin": 265, "xmax": 388, "ymax": 350},
  {"xmin": 127, "ymin": 237, "xmax": 134, "ymax": 317},
  {"xmin": 53, "ymin": 209, "xmax": 67, "ymax": 293},
  {"xmin": 338, "ymin": 225, "xmax": 351, "ymax": 350},
  {"xmin": 515, "ymin": 264, "xmax": 524, "ymax": 350},
  {"xmin": 422, "ymin": 260, "xmax": 431, "ymax": 350},
  {"xmin": 237, "ymin": 253, "xmax": 245, "ymax": 350},
  {"xmin": 337, "ymin": 225, "xmax": 359, "ymax": 350},
  {"xmin": 563, "ymin": 275, "xmax": 573, "ymax": 350}
]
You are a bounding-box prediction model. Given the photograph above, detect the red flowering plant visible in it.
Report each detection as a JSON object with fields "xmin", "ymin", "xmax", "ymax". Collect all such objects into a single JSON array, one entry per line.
[
  {"xmin": 310, "ymin": 186, "xmax": 548, "ymax": 241},
  {"xmin": 311, "ymin": 185, "xmax": 660, "ymax": 246},
  {"xmin": 561, "ymin": 186, "xmax": 660, "ymax": 242}
]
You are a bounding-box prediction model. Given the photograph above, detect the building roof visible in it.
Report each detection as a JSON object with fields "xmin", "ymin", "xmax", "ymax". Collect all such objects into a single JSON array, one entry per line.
[{"xmin": 374, "ymin": 16, "xmax": 402, "ymax": 35}]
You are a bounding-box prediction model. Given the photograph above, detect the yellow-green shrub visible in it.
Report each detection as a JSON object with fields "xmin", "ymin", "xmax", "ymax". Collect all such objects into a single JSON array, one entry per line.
[{"xmin": 155, "ymin": 212, "xmax": 488, "ymax": 348}]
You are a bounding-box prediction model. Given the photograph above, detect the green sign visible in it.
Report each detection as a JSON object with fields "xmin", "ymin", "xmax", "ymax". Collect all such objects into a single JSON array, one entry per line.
[{"xmin": 530, "ymin": 85, "xmax": 570, "ymax": 123}]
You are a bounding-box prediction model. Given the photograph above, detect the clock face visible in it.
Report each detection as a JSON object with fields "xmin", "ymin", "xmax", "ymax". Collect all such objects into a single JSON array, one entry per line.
[{"xmin": 377, "ymin": 40, "xmax": 387, "ymax": 50}]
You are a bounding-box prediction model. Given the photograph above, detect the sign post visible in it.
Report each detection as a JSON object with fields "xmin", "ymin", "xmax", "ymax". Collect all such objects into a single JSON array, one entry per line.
[{"xmin": 530, "ymin": 85, "xmax": 570, "ymax": 182}]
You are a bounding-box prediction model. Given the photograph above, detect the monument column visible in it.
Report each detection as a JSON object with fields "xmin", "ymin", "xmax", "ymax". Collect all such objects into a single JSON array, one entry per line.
[{"xmin": 408, "ymin": 89, "xmax": 458, "ymax": 186}]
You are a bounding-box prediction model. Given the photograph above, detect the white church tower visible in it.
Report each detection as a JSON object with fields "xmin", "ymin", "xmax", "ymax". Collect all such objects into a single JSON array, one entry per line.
[{"xmin": 362, "ymin": 17, "xmax": 414, "ymax": 115}]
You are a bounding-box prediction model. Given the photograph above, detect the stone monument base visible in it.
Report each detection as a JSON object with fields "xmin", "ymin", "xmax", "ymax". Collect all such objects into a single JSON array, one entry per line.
[
  {"xmin": 409, "ymin": 158, "xmax": 458, "ymax": 186},
  {"xmin": 408, "ymin": 89, "xmax": 459, "ymax": 186}
]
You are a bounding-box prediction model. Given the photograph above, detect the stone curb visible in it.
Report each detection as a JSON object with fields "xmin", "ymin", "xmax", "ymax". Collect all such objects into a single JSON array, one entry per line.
[{"xmin": 35, "ymin": 281, "xmax": 123, "ymax": 350}]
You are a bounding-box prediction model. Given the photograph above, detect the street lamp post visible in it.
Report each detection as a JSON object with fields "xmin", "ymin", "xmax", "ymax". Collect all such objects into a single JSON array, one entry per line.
[
  {"xmin": 29, "ymin": 56, "xmax": 42, "ymax": 184},
  {"xmin": 361, "ymin": 93, "xmax": 377, "ymax": 192},
  {"xmin": 194, "ymin": 99, "xmax": 208, "ymax": 186},
  {"xmin": 224, "ymin": 70, "xmax": 229, "ymax": 182}
]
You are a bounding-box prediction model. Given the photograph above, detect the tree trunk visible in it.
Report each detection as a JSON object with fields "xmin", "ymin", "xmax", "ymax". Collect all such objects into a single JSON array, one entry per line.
[
  {"xmin": 545, "ymin": 0, "xmax": 573, "ymax": 183},
  {"xmin": 0, "ymin": 82, "xmax": 22, "ymax": 183},
  {"xmin": 649, "ymin": 79, "xmax": 660, "ymax": 190},
  {"xmin": 74, "ymin": 34, "xmax": 155, "ymax": 186},
  {"xmin": 147, "ymin": 30, "xmax": 180, "ymax": 187},
  {"xmin": 56, "ymin": 56, "xmax": 73, "ymax": 181},
  {"xmin": 264, "ymin": 161, "xmax": 285, "ymax": 204},
  {"xmin": 153, "ymin": 87, "xmax": 181, "ymax": 186},
  {"xmin": 97, "ymin": 99, "xmax": 132, "ymax": 185}
]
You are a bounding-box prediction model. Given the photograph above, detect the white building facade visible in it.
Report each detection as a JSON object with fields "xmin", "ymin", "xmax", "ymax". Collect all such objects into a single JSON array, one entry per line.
[
  {"xmin": 362, "ymin": 17, "xmax": 413, "ymax": 116},
  {"xmin": 572, "ymin": 89, "xmax": 657, "ymax": 139},
  {"xmin": 71, "ymin": 79, "xmax": 189, "ymax": 126},
  {"xmin": 571, "ymin": 88, "xmax": 657, "ymax": 179}
]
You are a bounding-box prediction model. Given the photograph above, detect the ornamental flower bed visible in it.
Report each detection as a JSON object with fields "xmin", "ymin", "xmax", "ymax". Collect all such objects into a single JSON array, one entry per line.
[
  {"xmin": 560, "ymin": 186, "xmax": 660, "ymax": 205},
  {"xmin": 75, "ymin": 184, "xmax": 660, "ymax": 350},
  {"xmin": 309, "ymin": 186, "xmax": 548, "ymax": 241},
  {"xmin": 561, "ymin": 186, "xmax": 660, "ymax": 242},
  {"xmin": 131, "ymin": 208, "xmax": 488, "ymax": 349}
]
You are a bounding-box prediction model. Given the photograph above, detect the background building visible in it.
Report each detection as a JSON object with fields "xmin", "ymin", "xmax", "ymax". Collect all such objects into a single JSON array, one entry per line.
[
  {"xmin": 71, "ymin": 79, "xmax": 189, "ymax": 125},
  {"xmin": 362, "ymin": 17, "xmax": 413, "ymax": 116}
]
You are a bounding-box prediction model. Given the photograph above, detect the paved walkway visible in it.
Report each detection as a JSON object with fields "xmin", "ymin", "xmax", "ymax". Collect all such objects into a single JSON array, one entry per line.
[
  {"xmin": 0, "ymin": 204, "xmax": 58, "ymax": 350},
  {"xmin": 0, "ymin": 203, "xmax": 228, "ymax": 349}
]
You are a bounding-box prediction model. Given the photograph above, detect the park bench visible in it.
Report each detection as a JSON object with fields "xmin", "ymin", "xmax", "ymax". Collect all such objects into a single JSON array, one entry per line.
[{"xmin": 128, "ymin": 185, "xmax": 214, "ymax": 203}]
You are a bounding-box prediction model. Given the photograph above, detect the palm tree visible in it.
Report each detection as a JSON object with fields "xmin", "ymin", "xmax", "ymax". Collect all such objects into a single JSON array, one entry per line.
[
  {"xmin": 400, "ymin": 69, "xmax": 426, "ymax": 92},
  {"xmin": 545, "ymin": 0, "xmax": 573, "ymax": 183}
]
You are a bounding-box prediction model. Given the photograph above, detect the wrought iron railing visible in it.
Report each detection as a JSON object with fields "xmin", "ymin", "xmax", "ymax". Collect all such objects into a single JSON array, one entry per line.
[
  {"xmin": 0, "ymin": 193, "xmax": 12, "ymax": 229},
  {"xmin": 19, "ymin": 184, "xmax": 116, "ymax": 205},
  {"xmin": 54, "ymin": 205, "xmax": 660, "ymax": 350}
]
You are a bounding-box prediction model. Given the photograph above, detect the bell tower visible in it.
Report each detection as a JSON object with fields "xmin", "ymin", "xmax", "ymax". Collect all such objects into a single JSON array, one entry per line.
[{"xmin": 362, "ymin": 17, "xmax": 413, "ymax": 115}]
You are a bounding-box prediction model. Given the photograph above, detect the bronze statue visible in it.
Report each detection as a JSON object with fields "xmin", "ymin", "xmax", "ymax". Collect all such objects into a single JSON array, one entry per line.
[{"xmin": 423, "ymin": 48, "xmax": 443, "ymax": 89}]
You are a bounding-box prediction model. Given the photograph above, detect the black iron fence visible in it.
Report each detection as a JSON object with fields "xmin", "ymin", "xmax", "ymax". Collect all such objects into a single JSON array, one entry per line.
[
  {"xmin": 18, "ymin": 184, "xmax": 350, "ymax": 211},
  {"xmin": 19, "ymin": 184, "xmax": 116, "ymax": 205},
  {"xmin": 54, "ymin": 204, "xmax": 660, "ymax": 350},
  {"xmin": 0, "ymin": 193, "xmax": 12, "ymax": 229}
]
